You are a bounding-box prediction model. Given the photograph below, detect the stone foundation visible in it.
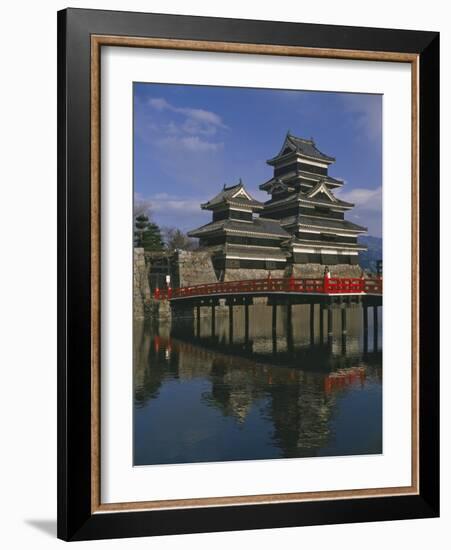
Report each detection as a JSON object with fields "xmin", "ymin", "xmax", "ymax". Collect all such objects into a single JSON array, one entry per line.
[
  {"xmin": 290, "ymin": 263, "xmax": 362, "ymax": 278},
  {"xmin": 134, "ymin": 248, "xmax": 151, "ymax": 320},
  {"xmin": 148, "ymin": 298, "xmax": 172, "ymax": 321},
  {"xmin": 175, "ymin": 250, "xmax": 217, "ymax": 287},
  {"xmin": 223, "ymin": 268, "xmax": 285, "ymax": 281},
  {"xmin": 225, "ymin": 264, "xmax": 362, "ymax": 281}
]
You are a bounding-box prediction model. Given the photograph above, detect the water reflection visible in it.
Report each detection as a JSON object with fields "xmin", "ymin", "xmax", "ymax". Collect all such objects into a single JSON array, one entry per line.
[{"xmin": 134, "ymin": 302, "xmax": 382, "ymax": 465}]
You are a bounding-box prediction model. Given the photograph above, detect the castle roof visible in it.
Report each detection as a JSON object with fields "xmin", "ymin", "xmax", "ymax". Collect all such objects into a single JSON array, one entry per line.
[
  {"xmin": 267, "ymin": 132, "xmax": 336, "ymax": 165},
  {"xmin": 201, "ymin": 181, "xmax": 263, "ymax": 211},
  {"xmin": 259, "ymin": 173, "xmax": 343, "ymax": 192},
  {"xmin": 281, "ymin": 214, "xmax": 367, "ymax": 234},
  {"xmin": 291, "ymin": 237, "xmax": 367, "ymax": 251},
  {"xmin": 264, "ymin": 184, "xmax": 354, "ymax": 210},
  {"xmin": 224, "ymin": 244, "xmax": 289, "ymax": 261},
  {"xmin": 188, "ymin": 216, "xmax": 290, "ymax": 239}
]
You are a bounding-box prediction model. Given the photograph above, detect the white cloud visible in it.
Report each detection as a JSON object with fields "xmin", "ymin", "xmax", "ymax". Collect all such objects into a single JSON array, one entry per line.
[
  {"xmin": 147, "ymin": 97, "xmax": 227, "ymax": 154},
  {"xmin": 135, "ymin": 192, "xmax": 209, "ymax": 232},
  {"xmin": 340, "ymin": 94, "xmax": 382, "ymax": 142},
  {"xmin": 177, "ymin": 107, "xmax": 225, "ymax": 128},
  {"xmin": 159, "ymin": 135, "xmax": 223, "ymax": 153},
  {"xmin": 336, "ymin": 186, "xmax": 382, "ymax": 211},
  {"xmin": 136, "ymin": 192, "xmax": 201, "ymax": 215},
  {"xmin": 149, "ymin": 97, "xmax": 226, "ymax": 128},
  {"xmin": 146, "ymin": 97, "xmax": 227, "ymax": 154},
  {"xmin": 335, "ymin": 186, "xmax": 382, "ymax": 237},
  {"xmin": 148, "ymin": 97, "xmax": 171, "ymax": 111}
]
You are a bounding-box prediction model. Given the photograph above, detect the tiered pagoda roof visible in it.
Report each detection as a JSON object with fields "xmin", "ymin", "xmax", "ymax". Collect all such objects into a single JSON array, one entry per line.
[
  {"xmin": 264, "ymin": 184, "xmax": 357, "ymax": 212},
  {"xmin": 267, "ymin": 132, "xmax": 335, "ymax": 165},
  {"xmin": 281, "ymin": 214, "xmax": 367, "ymax": 233},
  {"xmin": 259, "ymin": 132, "xmax": 368, "ymax": 266},
  {"xmin": 188, "ymin": 216, "xmax": 290, "ymax": 239},
  {"xmin": 201, "ymin": 181, "xmax": 263, "ymax": 211},
  {"xmin": 260, "ymin": 173, "xmax": 344, "ymax": 192},
  {"xmin": 260, "ymin": 132, "xmax": 344, "ymax": 194}
]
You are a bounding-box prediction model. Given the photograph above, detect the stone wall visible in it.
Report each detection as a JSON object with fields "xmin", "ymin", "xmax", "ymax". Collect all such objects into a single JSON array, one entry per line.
[
  {"xmin": 223, "ymin": 268, "xmax": 285, "ymax": 281},
  {"xmin": 224, "ymin": 264, "xmax": 362, "ymax": 281},
  {"xmin": 172, "ymin": 250, "xmax": 362, "ymax": 285},
  {"xmin": 134, "ymin": 248, "xmax": 151, "ymax": 320},
  {"xmin": 175, "ymin": 250, "xmax": 217, "ymax": 287},
  {"xmin": 291, "ymin": 263, "xmax": 362, "ymax": 278}
]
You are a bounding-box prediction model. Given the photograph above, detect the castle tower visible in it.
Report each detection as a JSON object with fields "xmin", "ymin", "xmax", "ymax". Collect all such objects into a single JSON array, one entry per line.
[
  {"xmin": 188, "ymin": 180, "xmax": 290, "ymax": 278},
  {"xmin": 260, "ymin": 132, "xmax": 367, "ymax": 266}
]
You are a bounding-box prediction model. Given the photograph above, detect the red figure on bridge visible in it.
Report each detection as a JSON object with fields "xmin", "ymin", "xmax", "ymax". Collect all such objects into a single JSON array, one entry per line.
[{"xmin": 323, "ymin": 266, "xmax": 331, "ymax": 293}]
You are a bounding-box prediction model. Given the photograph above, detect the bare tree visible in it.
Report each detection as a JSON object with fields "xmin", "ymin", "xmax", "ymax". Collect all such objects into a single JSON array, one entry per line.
[
  {"xmin": 134, "ymin": 196, "xmax": 153, "ymax": 218},
  {"xmin": 162, "ymin": 226, "xmax": 197, "ymax": 252}
]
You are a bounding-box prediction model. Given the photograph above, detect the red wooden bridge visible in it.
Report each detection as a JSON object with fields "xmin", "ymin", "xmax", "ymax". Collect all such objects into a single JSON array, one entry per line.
[{"xmin": 154, "ymin": 276, "xmax": 382, "ymax": 301}]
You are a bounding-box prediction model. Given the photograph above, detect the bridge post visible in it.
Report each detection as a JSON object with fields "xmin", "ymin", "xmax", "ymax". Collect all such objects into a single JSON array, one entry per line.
[
  {"xmin": 196, "ymin": 304, "xmax": 201, "ymax": 337},
  {"xmin": 341, "ymin": 304, "xmax": 347, "ymax": 335},
  {"xmin": 229, "ymin": 302, "xmax": 234, "ymax": 343},
  {"xmin": 341, "ymin": 304, "xmax": 347, "ymax": 355},
  {"xmin": 211, "ymin": 302, "xmax": 216, "ymax": 338},
  {"xmin": 363, "ymin": 305, "xmax": 369, "ymax": 354},
  {"xmin": 310, "ymin": 303, "xmax": 315, "ymax": 345},
  {"xmin": 272, "ymin": 304, "xmax": 277, "ymax": 350},
  {"xmin": 286, "ymin": 303, "xmax": 292, "ymax": 327},
  {"xmin": 373, "ymin": 306, "xmax": 379, "ymax": 351},
  {"xmin": 286, "ymin": 303, "xmax": 293, "ymax": 352},
  {"xmin": 244, "ymin": 301, "xmax": 250, "ymax": 343},
  {"xmin": 320, "ymin": 303, "xmax": 324, "ymax": 343},
  {"xmin": 327, "ymin": 303, "xmax": 333, "ymax": 343}
]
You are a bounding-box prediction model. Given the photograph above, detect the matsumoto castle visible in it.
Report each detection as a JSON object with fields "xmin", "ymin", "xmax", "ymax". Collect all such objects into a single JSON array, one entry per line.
[{"xmin": 188, "ymin": 132, "xmax": 367, "ymax": 277}]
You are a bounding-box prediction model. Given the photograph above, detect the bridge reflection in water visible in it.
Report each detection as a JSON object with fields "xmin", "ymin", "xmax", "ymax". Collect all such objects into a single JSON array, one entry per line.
[{"xmin": 134, "ymin": 302, "xmax": 382, "ymax": 466}]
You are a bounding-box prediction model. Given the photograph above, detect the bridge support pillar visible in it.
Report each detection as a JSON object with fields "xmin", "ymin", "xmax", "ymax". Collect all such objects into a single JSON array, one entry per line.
[
  {"xmin": 196, "ymin": 304, "xmax": 201, "ymax": 337},
  {"xmin": 341, "ymin": 305, "xmax": 347, "ymax": 334},
  {"xmin": 327, "ymin": 304, "xmax": 333, "ymax": 343},
  {"xmin": 310, "ymin": 303, "xmax": 315, "ymax": 345},
  {"xmin": 244, "ymin": 302, "xmax": 250, "ymax": 343},
  {"xmin": 272, "ymin": 304, "xmax": 277, "ymax": 351},
  {"xmin": 286, "ymin": 303, "xmax": 292, "ymax": 326},
  {"xmin": 229, "ymin": 303, "xmax": 234, "ymax": 343},
  {"xmin": 341, "ymin": 305, "xmax": 347, "ymax": 355},
  {"xmin": 211, "ymin": 303, "xmax": 216, "ymax": 338},
  {"xmin": 286, "ymin": 303, "xmax": 293, "ymax": 352},
  {"xmin": 373, "ymin": 306, "xmax": 379, "ymax": 351},
  {"xmin": 320, "ymin": 304, "xmax": 324, "ymax": 343},
  {"xmin": 363, "ymin": 305, "xmax": 369, "ymax": 354}
]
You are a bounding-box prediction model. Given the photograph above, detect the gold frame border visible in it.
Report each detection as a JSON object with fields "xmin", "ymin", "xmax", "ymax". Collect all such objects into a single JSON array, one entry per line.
[{"xmin": 90, "ymin": 35, "xmax": 420, "ymax": 514}]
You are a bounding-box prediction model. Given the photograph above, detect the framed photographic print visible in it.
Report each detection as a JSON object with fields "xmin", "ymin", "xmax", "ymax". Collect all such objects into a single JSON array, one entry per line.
[{"xmin": 57, "ymin": 8, "xmax": 439, "ymax": 541}]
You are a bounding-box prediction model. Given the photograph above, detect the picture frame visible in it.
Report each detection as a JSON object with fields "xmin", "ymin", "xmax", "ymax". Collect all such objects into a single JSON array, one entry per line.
[{"xmin": 57, "ymin": 7, "xmax": 439, "ymax": 541}]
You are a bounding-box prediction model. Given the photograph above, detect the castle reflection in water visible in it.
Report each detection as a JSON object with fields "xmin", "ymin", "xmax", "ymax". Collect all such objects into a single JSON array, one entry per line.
[{"xmin": 134, "ymin": 302, "xmax": 382, "ymax": 466}]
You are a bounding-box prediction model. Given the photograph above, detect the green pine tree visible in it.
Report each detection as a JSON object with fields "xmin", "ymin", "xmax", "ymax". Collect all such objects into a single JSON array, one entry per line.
[{"xmin": 134, "ymin": 215, "xmax": 164, "ymax": 251}]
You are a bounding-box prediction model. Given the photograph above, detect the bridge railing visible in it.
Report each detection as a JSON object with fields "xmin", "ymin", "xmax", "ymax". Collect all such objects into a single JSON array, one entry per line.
[
  {"xmin": 153, "ymin": 276, "xmax": 382, "ymax": 300},
  {"xmin": 325, "ymin": 277, "xmax": 365, "ymax": 294},
  {"xmin": 363, "ymin": 278, "xmax": 383, "ymax": 294}
]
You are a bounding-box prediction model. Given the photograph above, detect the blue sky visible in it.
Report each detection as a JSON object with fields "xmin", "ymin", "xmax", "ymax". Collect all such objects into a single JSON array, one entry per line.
[{"xmin": 134, "ymin": 83, "xmax": 382, "ymax": 237}]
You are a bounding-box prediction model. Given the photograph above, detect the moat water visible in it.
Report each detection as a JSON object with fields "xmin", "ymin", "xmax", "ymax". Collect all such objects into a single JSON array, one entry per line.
[{"xmin": 133, "ymin": 302, "xmax": 382, "ymax": 466}]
